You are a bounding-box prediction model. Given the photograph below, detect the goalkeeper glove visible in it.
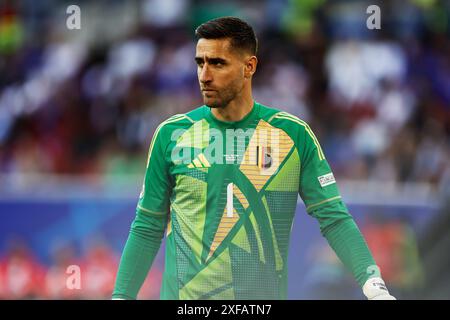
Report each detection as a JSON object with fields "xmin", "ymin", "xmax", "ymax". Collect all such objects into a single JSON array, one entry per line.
[{"xmin": 363, "ymin": 277, "xmax": 396, "ymax": 300}]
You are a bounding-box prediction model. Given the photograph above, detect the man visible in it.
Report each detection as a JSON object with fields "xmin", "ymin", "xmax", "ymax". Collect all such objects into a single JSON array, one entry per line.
[{"xmin": 113, "ymin": 17, "xmax": 395, "ymax": 300}]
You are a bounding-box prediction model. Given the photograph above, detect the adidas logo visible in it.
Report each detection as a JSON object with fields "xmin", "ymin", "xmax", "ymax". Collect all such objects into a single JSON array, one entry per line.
[{"xmin": 187, "ymin": 153, "xmax": 211, "ymax": 168}]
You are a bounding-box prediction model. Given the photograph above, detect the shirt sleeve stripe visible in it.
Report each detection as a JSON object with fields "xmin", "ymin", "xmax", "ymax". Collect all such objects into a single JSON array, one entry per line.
[
  {"xmin": 306, "ymin": 196, "xmax": 342, "ymax": 211},
  {"xmin": 274, "ymin": 114, "xmax": 325, "ymax": 161},
  {"xmin": 276, "ymin": 113, "xmax": 325, "ymax": 160},
  {"xmin": 137, "ymin": 204, "xmax": 167, "ymax": 216},
  {"xmin": 146, "ymin": 115, "xmax": 190, "ymax": 168}
]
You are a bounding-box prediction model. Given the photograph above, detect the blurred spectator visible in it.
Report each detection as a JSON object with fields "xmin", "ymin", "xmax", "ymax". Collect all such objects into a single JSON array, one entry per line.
[
  {"xmin": 44, "ymin": 243, "xmax": 82, "ymax": 299},
  {"xmin": 0, "ymin": 240, "xmax": 46, "ymax": 299},
  {"xmin": 79, "ymin": 241, "xmax": 118, "ymax": 299},
  {"xmin": 0, "ymin": 0, "xmax": 25, "ymax": 55},
  {"xmin": 302, "ymin": 242, "xmax": 357, "ymax": 299},
  {"xmin": 362, "ymin": 214, "xmax": 424, "ymax": 296}
]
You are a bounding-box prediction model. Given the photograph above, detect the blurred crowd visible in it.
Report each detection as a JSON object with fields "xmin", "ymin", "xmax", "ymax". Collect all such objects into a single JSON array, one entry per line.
[
  {"xmin": 0, "ymin": 239, "xmax": 162, "ymax": 299},
  {"xmin": 1, "ymin": 0, "xmax": 449, "ymax": 193},
  {"xmin": 0, "ymin": 216, "xmax": 423, "ymax": 300}
]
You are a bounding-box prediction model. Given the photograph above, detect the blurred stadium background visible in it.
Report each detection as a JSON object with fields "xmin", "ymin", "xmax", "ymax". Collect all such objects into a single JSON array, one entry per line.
[{"xmin": 0, "ymin": 0, "xmax": 449, "ymax": 299}]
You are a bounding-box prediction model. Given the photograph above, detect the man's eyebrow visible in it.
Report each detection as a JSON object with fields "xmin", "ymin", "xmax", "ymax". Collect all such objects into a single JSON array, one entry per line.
[
  {"xmin": 209, "ymin": 58, "xmax": 227, "ymax": 64},
  {"xmin": 194, "ymin": 57, "xmax": 227, "ymax": 64}
]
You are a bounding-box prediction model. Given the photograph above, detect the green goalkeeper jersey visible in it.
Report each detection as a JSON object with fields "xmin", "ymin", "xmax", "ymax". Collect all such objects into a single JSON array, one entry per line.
[
  {"xmin": 132, "ymin": 101, "xmax": 350, "ymax": 300},
  {"xmin": 113, "ymin": 101, "xmax": 377, "ymax": 300}
]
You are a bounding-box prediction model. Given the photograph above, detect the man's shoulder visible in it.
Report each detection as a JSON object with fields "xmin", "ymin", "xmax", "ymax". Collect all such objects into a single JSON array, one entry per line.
[
  {"xmin": 258, "ymin": 103, "xmax": 310, "ymax": 135},
  {"xmin": 258, "ymin": 104, "xmax": 324, "ymax": 159},
  {"xmin": 157, "ymin": 106, "xmax": 205, "ymax": 130}
]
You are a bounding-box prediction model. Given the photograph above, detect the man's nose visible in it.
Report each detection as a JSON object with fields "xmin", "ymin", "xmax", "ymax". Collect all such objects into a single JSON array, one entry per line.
[{"xmin": 199, "ymin": 64, "xmax": 212, "ymax": 83}]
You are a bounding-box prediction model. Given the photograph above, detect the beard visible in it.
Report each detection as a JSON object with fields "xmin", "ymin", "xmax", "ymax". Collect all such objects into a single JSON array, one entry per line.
[
  {"xmin": 201, "ymin": 79, "xmax": 242, "ymax": 109},
  {"xmin": 203, "ymin": 92, "xmax": 233, "ymax": 109}
]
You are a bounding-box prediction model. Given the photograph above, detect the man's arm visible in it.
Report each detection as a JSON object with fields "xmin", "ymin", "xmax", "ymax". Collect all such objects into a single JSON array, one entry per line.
[
  {"xmin": 113, "ymin": 121, "xmax": 172, "ymax": 300},
  {"xmin": 295, "ymin": 118, "xmax": 395, "ymax": 300},
  {"xmin": 309, "ymin": 201, "xmax": 375, "ymax": 287},
  {"xmin": 112, "ymin": 210, "xmax": 167, "ymax": 299},
  {"xmin": 310, "ymin": 202, "xmax": 395, "ymax": 300}
]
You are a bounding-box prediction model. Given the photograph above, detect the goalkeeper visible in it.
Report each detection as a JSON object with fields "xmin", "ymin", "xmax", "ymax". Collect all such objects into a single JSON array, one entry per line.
[{"xmin": 113, "ymin": 17, "xmax": 395, "ymax": 300}]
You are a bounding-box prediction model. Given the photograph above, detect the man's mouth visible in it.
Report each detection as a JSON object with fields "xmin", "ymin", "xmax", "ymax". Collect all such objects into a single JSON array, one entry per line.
[{"xmin": 202, "ymin": 89, "xmax": 216, "ymax": 96}]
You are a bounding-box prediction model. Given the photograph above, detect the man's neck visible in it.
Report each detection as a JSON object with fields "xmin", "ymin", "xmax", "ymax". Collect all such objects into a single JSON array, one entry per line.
[{"xmin": 211, "ymin": 96, "xmax": 254, "ymax": 122}]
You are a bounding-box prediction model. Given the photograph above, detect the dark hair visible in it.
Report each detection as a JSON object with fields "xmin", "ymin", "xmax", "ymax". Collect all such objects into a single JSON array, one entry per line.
[{"xmin": 195, "ymin": 17, "xmax": 258, "ymax": 55}]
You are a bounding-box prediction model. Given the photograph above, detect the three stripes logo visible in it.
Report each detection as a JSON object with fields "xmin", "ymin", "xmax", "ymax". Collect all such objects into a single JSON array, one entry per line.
[{"xmin": 187, "ymin": 153, "xmax": 211, "ymax": 168}]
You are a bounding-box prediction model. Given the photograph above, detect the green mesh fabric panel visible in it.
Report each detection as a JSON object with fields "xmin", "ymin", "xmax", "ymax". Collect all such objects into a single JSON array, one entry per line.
[
  {"xmin": 264, "ymin": 191, "xmax": 297, "ymax": 263},
  {"xmin": 172, "ymin": 212, "xmax": 194, "ymax": 289},
  {"xmin": 172, "ymin": 173, "xmax": 207, "ymax": 265},
  {"xmin": 229, "ymin": 226, "xmax": 281, "ymax": 299},
  {"xmin": 180, "ymin": 248, "xmax": 233, "ymax": 299},
  {"xmin": 265, "ymin": 148, "xmax": 300, "ymax": 192},
  {"xmin": 198, "ymin": 283, "xmax": 234, "ymax": 300},
  {"xmin": 183, "ymin": 168, "xmax": 207, "ymax": 181}
]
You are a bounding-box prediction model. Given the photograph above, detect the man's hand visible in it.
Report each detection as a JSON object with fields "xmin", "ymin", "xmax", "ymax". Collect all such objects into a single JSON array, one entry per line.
[{"xmin": 363, "ymin": 277, "xmax": 396, "ymax": 300}]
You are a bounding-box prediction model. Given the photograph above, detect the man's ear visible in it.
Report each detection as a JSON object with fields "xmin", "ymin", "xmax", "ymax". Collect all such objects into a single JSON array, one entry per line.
[{"xmin": 244, "ymin": 56, "xmax": 258, "ymax": 78}]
